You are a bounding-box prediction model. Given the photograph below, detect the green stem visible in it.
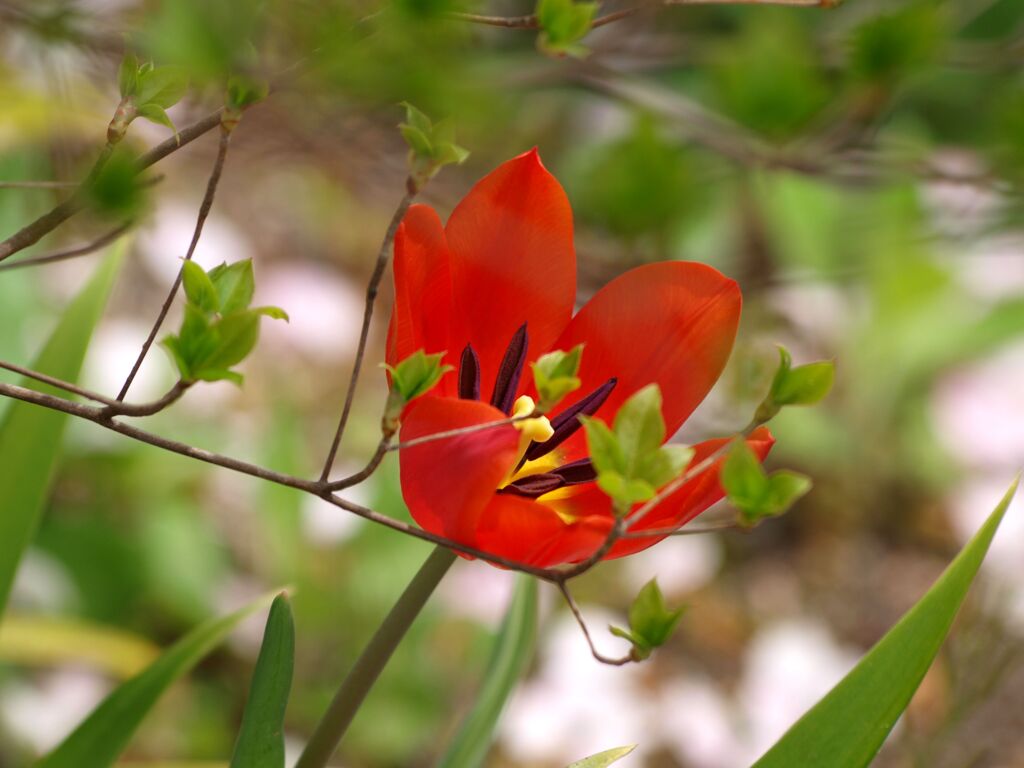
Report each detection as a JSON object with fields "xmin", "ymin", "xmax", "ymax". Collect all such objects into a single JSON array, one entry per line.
[{"xmin": 295, "ymin": 545, "xmax": 458, "ymax": 768}]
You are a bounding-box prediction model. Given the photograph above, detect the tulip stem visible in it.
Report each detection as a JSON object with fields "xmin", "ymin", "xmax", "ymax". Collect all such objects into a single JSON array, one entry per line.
[{"xmin": 295, "ymin": 545, "xmax": 458, "ymax": 768}]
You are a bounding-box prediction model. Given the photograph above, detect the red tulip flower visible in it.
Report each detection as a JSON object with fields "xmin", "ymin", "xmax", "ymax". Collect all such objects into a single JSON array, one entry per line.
[{"xmin": 387, "ymin": 150, "xmax": 773, "ymax": 568}]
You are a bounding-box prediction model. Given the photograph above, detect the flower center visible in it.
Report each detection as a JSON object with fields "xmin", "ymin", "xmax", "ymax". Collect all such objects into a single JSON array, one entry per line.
[{"xmin": 458, "ymin": 324, "xmax": 617, "ymax": 502}]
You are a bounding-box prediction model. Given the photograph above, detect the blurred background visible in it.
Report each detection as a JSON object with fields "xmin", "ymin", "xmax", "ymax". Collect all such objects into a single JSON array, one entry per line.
[{"xmin": 1, "ymin": 0, "xmax": 1024, "ymax": 765}]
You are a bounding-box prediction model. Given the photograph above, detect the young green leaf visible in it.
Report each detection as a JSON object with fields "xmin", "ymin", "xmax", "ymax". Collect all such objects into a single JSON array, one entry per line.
[
  {"xmin": 135, "ymin": 103, "xmax": 177, "ymax": 134},
  {"xmin": 753, "ymin": 478, "xmax": 1018, "ymax": 768},
  {"xmin": 722, "ymin": 440, "xmax": 810, "ymax": 524},
  {"xmin": 757, "ymin": 346, "xmax": 835, "ymax": 422},
  {"xmin": 436, "ymin": 576, "xmax": 538, "ymax": 768},
  {"xmin": 565, "ymin": 745, "xmax": 637, "ymax": 768},
  {"xmin": 0, "ymin": 249, "xmax": 122, "ymax": 619},
  {"xmin": 609, "ymin": 579, "xmax": 684, "ymax": 660},
  {"xmin": 118, "ymin": 52, "xmax": 140, "ymax": 98},
  {"xmin": 199, "ymin": 310, "xmax": 261, "ymax": 371},
  {"xmin": 386, "ymin": 350, "xmax": 453, "ymax": 404},
  {"xmin": 181, "ymin": 260, "xmax": 219, "ymax": 314},
  {"xmin": 536, "ymin": 0, "xmax": 598, "ymax": 58},
  {"xmin": 532, "ymin": 345, "xmax": 583, "ymax": 412},
  {"xmin": 614, "ymin": 384, "xmax": 666, "ymax": 475},
  {"xmin": 36, "ymin": 591, "xmax": 278, "ymax": 768},
  {"xmin": 399, "ymin": 103, "xmax": 470, "ymax": 185},
  {"xmin": 229, "ymin": 593, "xmax": 295, "ymax": 768},
  {"xmin": 226, "ymin": 73, "xmax": 269, "ymax": 112},
  {"xmin": 209, "ymin": 260, "xmax": 256, "ymax": 314},
  {"xmin": 136, "ymin": 65, "xmax": 189, "ymax": 108}
]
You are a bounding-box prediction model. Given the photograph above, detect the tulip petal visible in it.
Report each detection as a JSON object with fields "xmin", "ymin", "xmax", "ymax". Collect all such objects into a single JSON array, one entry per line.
[
  {"xmin": 387, "ymin": 204, "xmax": 455, "ymax": 394},
  {"xmin": 475, "ymin": 494, "xmax": 612, "ymax": 568},
  {"xmin": 399, "ymin": 397, "xmax": 520, "ymax": 542},
  {"xmin": 445, "ymin": 149, "xmax": 576, "ymax": 399},
  {"xmin": 551, "ymin": 262, "xmax": 742, "ymax": 460}
]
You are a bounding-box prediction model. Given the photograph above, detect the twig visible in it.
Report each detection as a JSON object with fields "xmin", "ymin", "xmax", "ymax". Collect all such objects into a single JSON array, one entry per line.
[
  {"xmin": 0, "ymin": 109, "xmax": 222, "ymax": 263},
  {"xmin": 0, "ymin": 223, "xmax": 131, "ymax": 272},
  {"xmin": 0, "ymin": 379, "xmax": 561, "ymax": 580},
  {"xmin": 325, "ymin": 439, "xmax": 391, "ymax": 491},
  {"xmin": 0, "ymin": 359, "xmax": 191, "ymax": 416},
  {"xmin": 115, "ymin": 127, "xmax": 232, "ymax": 402},
  {"xmin": 318, "ymin": 182, "xmax": 416, "ymax": 482},
  {"xmin": 619, "ymin": 519, "xmax": 746, "ymax": 539},
  {"xmin": 386, "ymin": 414, "xmax": 528, "ymax": 452},
  {"xmin": 448, "ymin": 0, "xmax": 836, "ymax": 29},
  {"xmin": 557, "ymin": 582, "xmax": 634, "ymax": 666}
]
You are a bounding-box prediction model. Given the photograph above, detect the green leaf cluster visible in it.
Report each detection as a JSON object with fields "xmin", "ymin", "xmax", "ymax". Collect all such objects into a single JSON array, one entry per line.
[
  {"xmin": 536, "ymin": 0, "xmax": 597, "ymax": 58},
  {"xmin": 582, "ymin": 384, "xmax": 693, "ymax": 514},
  {"xmin": 609, "ymin": 579, "xmax": 684, "ymax": 661},
  {"xmin": 117, "ymin": 52, "xmax": 190, "ymax": 135},
  {"xmin": 162, "ymin": 260, "xmax": 288, "ymax": 386},
  {"xmin": 384, "ymin": 349, "xmax": 452, "ymax": 430},
  {"xmin": 756, "ymin": 346, "xmax": 835, "ymax": 423},
  {"xmin": 721, "ymin": 439, "xmax": 811, "ymax": 525},
  {"xmin": 399, "ymin": 103, "xmax": 470, "ymax": 186},
  {"xmin": 531, "ymin": 345, "xmax": 583, "ymax": 413}
]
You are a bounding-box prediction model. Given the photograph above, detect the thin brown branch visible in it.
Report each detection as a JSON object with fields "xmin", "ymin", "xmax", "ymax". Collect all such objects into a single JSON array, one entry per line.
[
  {"xmin": 0, "ymin": 379, "xmax": 563, "ymax": 580},
  {"xmin": 0, "ymin": 223, "xmax": 131, "ymax": 272},
  {"xmin": 319, "ymin": 182, "xmax": 416, "ymax": 482},
  {"xmin": 326, "ymin": 439, "xmax": 391, "ymax": 491},
  {"xmin": 557, "ymin": 582, "xmax": 635, "ymax": 666},
  {"xmin": 619, "ymin": 519, "xmax": 746, "ymax": 540},
  {"xmin": 0, "ymin": 359, "xmax": 191, "ymax": 416},
  {"xmin": 116, "ymin": 127, "xmax": 232, "ymax": 402},
  {"xmin": 385, "ymin": 414, "xmax": 528, "ymax": 452},
  {"xmin": 449, "ymin": 0, "xmax": 835, "ymax": 29},
  {"xmin": 0, "ymin": 109, "xmax": 222, "ymax": 263}
]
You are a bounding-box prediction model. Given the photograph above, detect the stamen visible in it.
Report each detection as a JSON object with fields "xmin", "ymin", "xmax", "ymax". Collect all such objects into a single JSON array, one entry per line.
[
  {"xmin": 498, "ymin": 458, "xmax": 597, "ymax": 499},
  {"xmin": 490, "ymin": 323, "xmax": 529, "ymax": 414},
  {"xmin": 458, "ymin": 344, "xmax": 481, "ymax": 400},
  {"xmin": 522, "ymin": 377, "xmax": 617, "ymax": 463},
  {"xmin": 512, "ymin": 395, "xmax": 554, "ymax": 443}
]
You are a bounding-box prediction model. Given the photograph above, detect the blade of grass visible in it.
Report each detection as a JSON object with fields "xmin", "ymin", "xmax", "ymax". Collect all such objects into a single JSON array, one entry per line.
[
  {"xmin": 436, "ymin": 575, "xmax": 538, "ymax": 768},
  {"xmin": 0, "ymin": 246, "xmax": 123, "ymax": 616},
  {"xmin": 35, "ymin": 591, "xmax": 278, "ymax": 768},
  {"xmin": 752, "ymin": 477, "xmax": 1018, "ymax": 768},
  {"xmin": 229, "ymin": 593, "xmax": 295, "ymax": 768}
]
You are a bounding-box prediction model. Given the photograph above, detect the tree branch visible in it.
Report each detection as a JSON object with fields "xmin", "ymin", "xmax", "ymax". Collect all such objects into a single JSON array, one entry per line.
[
  {"xmin": 115, "ymin": 126, "xmax": 232, "ymax": 401},
  {"xmin": 557, "ymin": 581, "xmax": 635, "ymax": 666},
  {"xmin": 0, "ymin": 223, "xmax": 131, "ymax": 272},
  {"xmin": 318, "ymin": 182, "xmax": 416, "ymax": 482},
  {"xmin": 0, "ymin": 109, "xmax": 223, "ymax": 263}
]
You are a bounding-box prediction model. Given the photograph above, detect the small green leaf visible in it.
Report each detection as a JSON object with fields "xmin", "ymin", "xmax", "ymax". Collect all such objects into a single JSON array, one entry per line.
[
  {"xmin": 136, "ymin": 103, "xmax": 177, "ymax": 134},
  {"xmin": 208, "ymin": 260, "xmax": 255, "ymax": 314},
  {"xmin": 386, "ymin": 349, "xmax": 453, "ymax": 405},
  {"xmin": 253, "ymin": 306, "xmax": 290, "ymax": 321},
  {"xmin": 536, "ymin": 0, "xmax": 597, "ymax": 57},
  {"xmin": 399, "ymin": 103, "xmax": 470, "ymax": 182},
  {"xmin": 436, "ymin": 576, "xmax": 538, "ymax": 768},
  {"xmin": 613, "ymin": 384, "xmax": 666, "ymax": 475},
  {"xmin": 118, "ymin": 52, "xmax": 139, "ymax": 98},
  {"xmin": 627, "ymin": 579, "xmax": 684, "ymax": 649},
  {"xmin": 199, "ymin": 311, "xmax": 261, "ymax": 372},
  {"xmin": 565, "ymin": 745, "xmax": 637, "ymax": 768},
  {"xmin": 769, "ymin": 347, "xmax": 834, "ymax": 407},
  {"xmin": 401, "ymin": 101, "xmax": 434, "ymax": 135},
  {"xmin": 580, "ymin": 417, "xmax": 624, "ymax": 477},
  {"xmin": 36, "ymin": 591, "xmax": 278, "ymax": 768},
  {"xmin": 638, "ymin": 444, "xmax": 694, "ymax": 491},
  {"xmin": 753, "ymin": 479, "xmax": 1018, "ymax": 768},
  {"xmin": 596, "ymin": 472, "xmax": 654, "ymax": 507},
  {"xmin": 136, "ymin": 65, "xmax": 189, "ymax": 108},
  {"xmin": 226, "ymin": 73, "xmax": 269, "ymax": 111},
  {"xmin": 181, "ymin": 260, "xmax": 219, "ymax": 314},
  {"xmin": 722, "ymin": 440, "xmax": 809, "ymax": 524},
  {"xmin": 194, "ymin": 368, "xmax": 244, "ymax": 386},
  {"xmin": 533, "ymin": 345, "xmax": 583, "ymax": 411},
  {"xmin": 400, "ymin": 125, "xmax": 434, "ymax": 157},
  {"xmin": 229, "ymin": 594, "xmax": 294, "ymax": 768}
]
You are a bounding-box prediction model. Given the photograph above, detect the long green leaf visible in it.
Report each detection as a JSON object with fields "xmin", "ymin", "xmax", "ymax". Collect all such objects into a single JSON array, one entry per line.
[
  {"xmin": 752, "ymin": 478, "xmax": 1018, "ymax": 768},
  {"xmin": 566, "ymin": 745, "xmax": 637, "ymax": 767},
  {"xmin": 0, "ymin": 248, "xmax": 122, "ymax": 616},
  {"xmin": 436, "ymin": 575, "xmax": 538, "ymax": 768},
  {"xmin": 35, "ymin": 591, "xmax": 278, "ymax": 768},
  {"xmin": 229, "ymin": 593, "xmax": 295, "ymax": 768}
]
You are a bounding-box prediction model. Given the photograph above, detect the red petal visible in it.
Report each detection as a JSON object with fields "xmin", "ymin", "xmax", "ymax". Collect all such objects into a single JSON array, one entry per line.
[
  {"xmin": 445, "ymin": 149, "xmax": 576, "ymax": 400},
  {"xmin": 399, "ymin": 397, "xmax": 520, "ymax": 542},
  {"xmin": 552, "ymin": 262, "xmax": 742, "ymax": 460},
  {"xmin": 387, "ymin": 204, "xmax": 455, "ymax": 394},
  {"xmin": 603, "ymin": 426, "xmax": 775, "ymax": 559},
  {"xmin": 474, "ymin": 494, "xmax": 612, "ymax": 568}
]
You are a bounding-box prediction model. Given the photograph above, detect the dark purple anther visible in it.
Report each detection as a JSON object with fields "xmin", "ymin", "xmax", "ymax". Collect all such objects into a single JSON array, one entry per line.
[
  {"xmin": 522, "ymin": 377, "xmax": 617, "ymax": 463},
  {"xmin": 490, "ymin": 323, "xmax": 529, "ymax": 415},
  {"xmin": 459, "ymin": 344, "xmax": 481, "ymax": 400},
  {"xmin": 498, "ymin": 458, "xmax": 597, "ymax": 498}
]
